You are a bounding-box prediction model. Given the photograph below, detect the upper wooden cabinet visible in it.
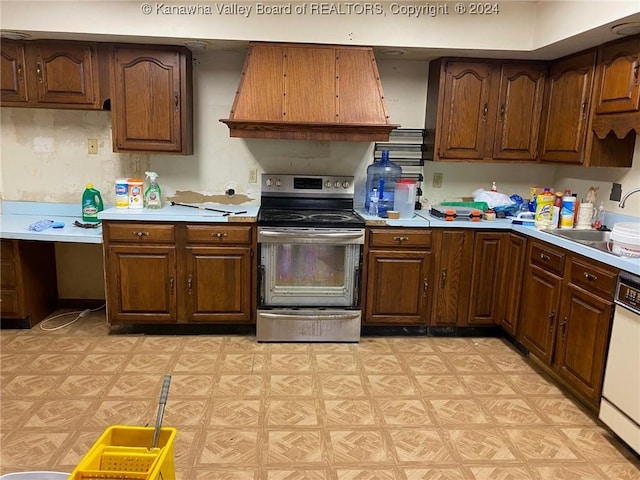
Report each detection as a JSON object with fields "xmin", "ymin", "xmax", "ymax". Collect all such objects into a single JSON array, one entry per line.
[
  {"xmin": 538, "ymin": 50, "xmax": 597, "ymax": 164},
  {"xmin": 1, "ymin": 40, "xmax": 103, "ymax": 109},
  {"xmin": 594, "ymin": 37, "xmax": 640, "ymax": 114},
  {"xmin": 110, "ymin": 45, "xmax": 193, "ymax": 154},
  {"xmin": 538, "ymin": 48, "xmax": 636, "ymax": 167},
  {"xmin": 427, "ymin": 59, "xmax": 545, "ymax": 161}
]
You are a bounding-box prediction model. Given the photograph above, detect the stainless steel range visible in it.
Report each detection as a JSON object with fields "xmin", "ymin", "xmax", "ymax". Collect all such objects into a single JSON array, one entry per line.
[{"xmin": 257, "ymin": 174, "xmax": 365, "ymax": 342}]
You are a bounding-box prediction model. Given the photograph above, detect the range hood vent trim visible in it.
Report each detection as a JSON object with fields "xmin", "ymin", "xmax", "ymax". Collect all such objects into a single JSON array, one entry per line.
[
  {"xmin": 220, "ymin": 42, "xmax": 400, "ymax": 142},
  {"xmin": 592, "ymin": 113, "xmax": 640, "ymax": 140}
]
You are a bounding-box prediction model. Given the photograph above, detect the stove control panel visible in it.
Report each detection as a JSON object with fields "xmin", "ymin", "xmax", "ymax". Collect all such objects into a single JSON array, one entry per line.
[{"xmin": 262, "ymin": 174, "xmax": 354, "ymax": 196}]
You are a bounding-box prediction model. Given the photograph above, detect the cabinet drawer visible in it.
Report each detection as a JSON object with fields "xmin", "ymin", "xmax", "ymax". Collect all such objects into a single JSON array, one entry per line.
[
  {"xmin": 529, "ymin": 241, "xmax": 565, "ymax": 276},
  {"xmin": 186, "ymin": 225, "xmax": 253, "ymax": 244},
  {"xmin": 369, "ymin": 229, "xmax": 432, "ymax": 248},
  {"xmin": 569, "ymin": 257, "xmax": 617, "ymax": 298},
  {"xmin": 106, "ymin": 223, "xmax": 175, "ymax": 243}
]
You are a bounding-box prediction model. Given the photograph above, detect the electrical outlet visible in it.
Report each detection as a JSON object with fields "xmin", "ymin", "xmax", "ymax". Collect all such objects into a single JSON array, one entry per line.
[
  {"xmin": 88, "ymin": 139, "xmax": 98, "ymax": 155},
  {"xmin": 248, "ymin": 168, "xmax": 258, "ymax": 184},
  {"xmin": 433, "ymin": 172, "xmax": 443, "ymax": 188}
]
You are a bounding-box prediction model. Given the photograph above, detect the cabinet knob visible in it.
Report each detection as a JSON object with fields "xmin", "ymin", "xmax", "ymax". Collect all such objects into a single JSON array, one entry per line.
[
  {"xmin": 583, "ymin": 272, "xmax": 598, "ymax": 282},
  {"xmin": 392, "ymin": 236, "xmax": 409, "ymax": 242},
  {"xmin": 134, "ymin": 231, "xmax": 150, "ymax": 237},
  {"xmin": 212, "ymin": 232, "xmax": 228, "ymax": 239},
  {"xmin": 539, "ymin": 253, "xmax": 550, "ymax": 261}
]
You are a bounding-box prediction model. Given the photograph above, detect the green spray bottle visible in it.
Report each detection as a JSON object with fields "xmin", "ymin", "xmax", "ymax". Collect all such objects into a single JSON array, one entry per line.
[
  {"xmin": 144, "ymin": 171, "xmax": 162, "ymax": 209},
  {"xmin": 82, "ymin": 184, "xmax": 104, "ymax": 222}
]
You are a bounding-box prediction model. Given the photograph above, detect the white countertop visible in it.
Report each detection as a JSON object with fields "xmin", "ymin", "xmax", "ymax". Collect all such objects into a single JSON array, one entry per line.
[
  {"xmin": 0, "ymin": 201, "xmax": 103, "ymax": 243},
  {"xmin": 99, "ymin": 203, "xmax": 260, "ymax": 222}
]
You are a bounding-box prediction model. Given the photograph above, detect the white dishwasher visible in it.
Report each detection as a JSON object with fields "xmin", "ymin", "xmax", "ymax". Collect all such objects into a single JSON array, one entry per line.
[{"xmin": 599, "ymin": 270, "xmax": 640, "ymax": 454}]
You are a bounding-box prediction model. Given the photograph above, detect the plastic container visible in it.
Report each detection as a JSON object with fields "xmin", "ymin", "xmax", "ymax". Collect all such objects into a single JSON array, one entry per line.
[
  {"xmin": 393, "ymin": 179, "xmax": 416, "ymax": 219},
  {"xmin": 552, "ymin": 191, "xmax": 563, "ymax": 228},
  {"xmin": 128, "ymin": 178, "xmax": 144, "ymax": 209},
  {"xmin": 115, "ymin": 178, "xmax": 129, "ymax": 209},
  {"xmin": 68, "ymin": 425, "xmax": 177, "ymax": 480},
  {"xmin": 610, "ymin": 222, "xmax": 640, "ymax": 258},
  {"xmin": 560, "ymin": 190, "xmax": 576, "ymax": 229},
  {"xmin": 0, "ymin": 473, "xmax": 69, "ymax": 480},
  {"xmin": 576, "ymin": 202, "xmax": 594, "ymax": 229},
  {"xmin": 81, "ymin": 184, "xmax": 104, "ymax": 223},
  {"xmin": 144, "ymin": 172, "xmax": 162, "ymax": 209},
  {"xmin": 534, "ymin": 188, "xmax": 554, "ymax": 229},
  {"xmin": 364, "ymin": 150, "xmax": 401, "ymax": 218}
]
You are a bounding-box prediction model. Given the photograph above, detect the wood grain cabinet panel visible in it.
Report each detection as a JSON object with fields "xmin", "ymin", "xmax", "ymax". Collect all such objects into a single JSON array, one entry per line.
[
  {"xmin": 1, "ymin": 40, "xmax": 101, "ymax": 109},
  {"xmin": 467, "ymin": 232, "xmax": 504, "ymax": 325},
  {"xmin": 364, "ymin": 228, "xmax": 432, "ymax": 326},
  {"xmin": 594, "ymin": 37, "xmax": 640, "ymax": 114},
  {"xmin": 110, "ymin": 45, "xmax": 193, "ymax": 154},
  {"xmin": 497, "ymin": 233, "xmax": 527, "ymax": 336}
]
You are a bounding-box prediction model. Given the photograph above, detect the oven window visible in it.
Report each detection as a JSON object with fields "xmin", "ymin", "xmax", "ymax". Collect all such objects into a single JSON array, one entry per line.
[{"xmin": 276, "ymin": 244, "xmax": 345, "ymax": 287}]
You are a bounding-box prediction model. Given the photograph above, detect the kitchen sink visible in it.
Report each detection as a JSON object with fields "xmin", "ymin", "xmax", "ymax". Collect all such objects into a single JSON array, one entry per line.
[{"xmin": 547, "ymin": 229, "xmax": 611, "ymax": 244}]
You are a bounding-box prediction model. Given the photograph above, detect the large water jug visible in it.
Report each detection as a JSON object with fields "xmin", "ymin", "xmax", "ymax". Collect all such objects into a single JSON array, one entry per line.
[
  {"xmin": 364, "ymin": 150, "xmax": 401, "ymax": 217},
  {"xmin": 393, "ymin": 179, "xmax": 416, "ymax": 219}
]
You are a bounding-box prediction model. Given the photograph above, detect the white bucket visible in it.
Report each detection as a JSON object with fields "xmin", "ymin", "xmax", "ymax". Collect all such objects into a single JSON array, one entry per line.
[
  {"xmin": 0, "ymin": 473, "xmax": 69, "ymax": 480},
  {"xmin": 610, "ymin": 222, "xmax": 640, "ymax": 258}
]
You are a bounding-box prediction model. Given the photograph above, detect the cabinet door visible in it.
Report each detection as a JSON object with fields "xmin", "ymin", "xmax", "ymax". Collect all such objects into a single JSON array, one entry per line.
[
  {"xmin": 0, "ymin": 241, "xmax": 23, "ymax": 319},
  {"xmin": 468, "ymin": 232, "xmax": 504, "ymax": 325},
  {"xmin": 555, "ymin": 284, "xmax": 613, "ymax": 403},
  {"xmin": 111, "ymin": 46, "xmax": 192, "ymax": 153},
  {"xmin": 437, "ymin": 61, "xmax": 492, "ymax": 160},
  {"xmin": 518, "ymin": 265, "xmax": 562, "ymax": 364},
  {"xmin": 493, "ymin": 63, "xmax": 545, "ymax": 160},
  {"xmin": 431, "ymin": 230, "xmax": 473, "ymax": 326},
  {"xmin": 595, "ymin": 37, "xmax": 640, "ymax": 114},
  {"xmin": 184, "ymin": 246, "xmax": 253, "ymax": 323},
  {"xmin": 0, "ymin": 41, "xmax": 29, "ymax": 104},
  {"xmin": 106, "ymin": 245, "xmax": 177, "ymax": 323},
  {"xmin": 365, "ymin": 249, "xmax": 431, "ymax": 325},
  {"xmin": 33, "ymin": 42, "xmax": 98, "ymax": 106},
  {"xmin": 497, "ymin": 233, "xmax": 527, "ymax": 336},
  {"xmin": 538, "ymin": 50, "xmax": 596, "ymax": 164}
]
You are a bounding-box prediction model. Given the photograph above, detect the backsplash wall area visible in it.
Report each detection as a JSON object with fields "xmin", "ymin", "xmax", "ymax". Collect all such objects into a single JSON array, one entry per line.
[{"xmin": 1, "ymin": 51, "xmax": 639, "ymax": 299}]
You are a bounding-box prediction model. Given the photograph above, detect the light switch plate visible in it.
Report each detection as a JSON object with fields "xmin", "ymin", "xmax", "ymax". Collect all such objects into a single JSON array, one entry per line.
[{"xmin": 433, "ymin": 172, "xmax": 443, "ymax": 188}]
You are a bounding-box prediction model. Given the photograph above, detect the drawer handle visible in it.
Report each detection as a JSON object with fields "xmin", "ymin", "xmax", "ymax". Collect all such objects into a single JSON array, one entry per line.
[
  {"xmin": 187, "ymin": 274, "xmax": 193, "ymax": 293},
  {"xmin": 548, "ymin": 310, "xmax": 555, "ymax": 333},
  {"xmin": 36, "ymin": 62, "xmax": 43, "ymax": 83},
  {"xmin": 539, "ymin": 253, "xmax": 550, "ymax": 261},
  {"xmin": 440, "ymin": 269, "xmax": 447, "ymax": 289},
  {"xmin": 560, "ymin": 318, "xmax": 567, "ymax": 340},
  {"xmin": 134, "ymin": 231, "xmax": 150, "ymax": 237},
  {"xmin": 212, "ymin": 232, "xmax": 228, "ymax": 239},
  {"xmin": 423, "ymin": 277, "xmax": 429, "ymax": 296},
  {"xmin": 169, "ymin": 275, "xmax": 174, "ymax": 293},
  {"xmin": 584, "ymin": 272, "xmax": 598, "ymax": 282},
  {"xmin": 393, "ymin": 236, "xmax": 409, "ymax": 242}
]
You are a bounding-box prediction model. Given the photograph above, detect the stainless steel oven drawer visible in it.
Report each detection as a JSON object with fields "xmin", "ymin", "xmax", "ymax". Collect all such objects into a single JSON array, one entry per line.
[{"xmin": 257, "ymin": 309, "xmax": 361, "ymax": 342}]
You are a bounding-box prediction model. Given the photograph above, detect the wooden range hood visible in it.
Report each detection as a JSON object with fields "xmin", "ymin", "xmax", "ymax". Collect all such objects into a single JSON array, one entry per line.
[{"xmin": 220, "ymin": 42, "xmax": 399, "ymax": 141}]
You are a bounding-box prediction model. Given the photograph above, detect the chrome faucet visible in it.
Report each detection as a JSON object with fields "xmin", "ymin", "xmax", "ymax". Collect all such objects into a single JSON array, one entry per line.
[{"xmin": 618, "ymin": 187, "xmax": 640, "ymax": 208}]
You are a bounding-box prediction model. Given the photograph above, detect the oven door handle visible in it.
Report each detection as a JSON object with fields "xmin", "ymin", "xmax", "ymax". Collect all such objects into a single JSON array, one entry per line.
[
  {"xmin": 259, "ymin": 231, "xmax": 364, "ymax": 241},
  {"xmin": 260, "ymin": 312, "xmax": 361, "ymax": 321}
]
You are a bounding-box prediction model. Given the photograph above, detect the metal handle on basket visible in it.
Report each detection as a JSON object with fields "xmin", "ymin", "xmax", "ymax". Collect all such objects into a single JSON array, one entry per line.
[{"xmin": 152, "ymin": 374, "xmax": 172, "ymax": 449}]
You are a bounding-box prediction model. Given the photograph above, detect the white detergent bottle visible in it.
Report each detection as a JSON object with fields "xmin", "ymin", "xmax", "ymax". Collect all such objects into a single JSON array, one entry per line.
[{"xmin": 144, "ymin": 171, "xmax": 162, "ymax": 209}]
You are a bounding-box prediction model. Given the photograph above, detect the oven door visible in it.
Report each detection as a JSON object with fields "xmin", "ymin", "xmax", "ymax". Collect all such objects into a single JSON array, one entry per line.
[{"xmin": 258, "ymin": 228, "xmax": 364, "ymax": 307}]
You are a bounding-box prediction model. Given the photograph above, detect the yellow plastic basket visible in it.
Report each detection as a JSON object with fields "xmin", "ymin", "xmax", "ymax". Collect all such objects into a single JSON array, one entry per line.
[{"xmin": 69, "ymin": 426, "xmax": 176, "ymax": 480}]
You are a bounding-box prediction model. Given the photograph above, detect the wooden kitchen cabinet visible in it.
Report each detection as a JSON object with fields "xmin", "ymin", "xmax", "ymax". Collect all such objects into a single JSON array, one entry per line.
[
  {"xmin": 430, "ymin": 229, "xmax": 473, "ymax": 326},
  {"xmin": 103, "ymin": 222, "xmax": 255, "ymax": 326},
  {"xmin": 104, "ymin": 223, "xmax": 178, "ymax": 324},
  {"xmin": 183, "ymin": 225, "xmax": 255, "ymax": 323},
  {"xmin": 1, "ymin": 40, "xmax": 103, "ymax": 109},
  {"xmin": 364, "ymin": 228, "xmax": 432, "ymax": 325},
  {"xmin": 0, "ymin": 240, "xmax": 58, "ymax": 328},
  {"xmin": 497, "ymin": 233, "xmax": 527, "ymax": 336},
  {"xmin": 110, "ymin": 45, "xmax": 193, "ymax": 154},
  {"xmin": 594, "ymin": 36, "xmax": 640, "ymax": 114},
  {"xmin": 467, "ymin": 231, "xmax": 505, "ymax": 325},
  {"xmin": 427, "ymin": 59, "xmax": 545, "ymax": 162},
  {"xmin": 518, "ymin": 239, "xmax": 618, "ymax": 409},
  {"xmin": 554, "ymin": 257, "xmax": 616, "ymax": 404}
]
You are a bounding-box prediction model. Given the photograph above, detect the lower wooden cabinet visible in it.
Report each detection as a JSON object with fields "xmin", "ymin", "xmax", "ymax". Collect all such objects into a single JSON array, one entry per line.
[
  {"xmin": 518, "ymin": 239, "xmax": 617, "ymax": 407},
  {"xmin": 0, "ymin": 239, "xmax": 58, "ymax": 327},
  {"xmin": 364, "ymin": 228, "xmax": 432, "ymax": 325},
  {"xmin": 468, "ymin": 231, "xmax": 505, "ymax": 325},
  {"xmin": 103, "ymin": 221, "xmax": 255, "ymax": 325},
  {"xmin": 497, "ymin": 233, "xmax": 527, "ymax": 335}
]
